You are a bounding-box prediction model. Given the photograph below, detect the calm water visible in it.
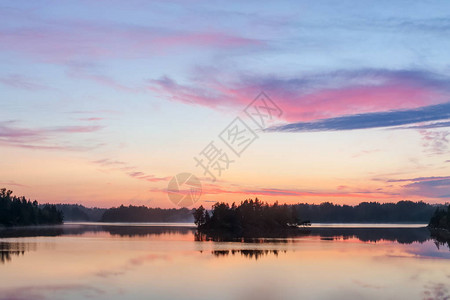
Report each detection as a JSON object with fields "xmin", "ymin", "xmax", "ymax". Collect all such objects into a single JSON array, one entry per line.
[{"xmin": 0, "ymin": 223, "xmax": 449, "ymax": 300}]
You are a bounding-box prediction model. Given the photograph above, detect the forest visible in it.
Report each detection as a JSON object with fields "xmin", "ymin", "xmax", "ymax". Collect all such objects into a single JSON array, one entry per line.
[
  {"xmin": 429, "ymin": 205, "xmax": 450, "ymax": 230},
  {"xmin": 193, "ymin": 199, "xmax": 444, "ymax": 237},
  {"xmin": 0, "ymin": 189, "xmax": 63, "ymax": 226},
  {"xmin": 193, "ymin": 199, "xmax": 302, "ymax": 237},
  {"xmin": 292, "ymin": 201, "xmax": 437, "ymax": 223},
  {"xmin": 54, "ymin": 204, "xmax": 105, "ymax": 221},
  {"xmin": 1, "ymin": 186, "xmax": 445, "ymax": 227},
  {"xmin": 101, "ymin": 205, "xmax": 194, "ymax": 222}
]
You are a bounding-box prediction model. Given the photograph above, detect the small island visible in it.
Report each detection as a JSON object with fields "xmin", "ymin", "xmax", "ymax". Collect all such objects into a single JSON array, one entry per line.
[
  {"xmin": 428, "ymin": 205, "xmax": 450, "ymax": 248},
  {"xmin": 429, "ymin": 205, "xmax": 450, "ymax": 230},
  {"xmin": 193, "ymin": 198, "xmax": 308, "ymax": 239}
]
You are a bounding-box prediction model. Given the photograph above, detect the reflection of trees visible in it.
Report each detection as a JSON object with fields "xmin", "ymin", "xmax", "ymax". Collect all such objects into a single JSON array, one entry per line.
[
  {"xmin": 0, "ymin": 225, "xmax": 193, "ymax": 238},
  {"xmin": 308, "ymin": 227, "xmax": 431, "ymax": 244},
  {"xmin": 194, "ymin": 229, "xmax": 309, "ymax": 242},
  {"xmin": 430, "ymin": 228, "xmax": 450, "ymax": 250},
  {"xmin": 0, "ymin": 227, "xmax": 64, "ymax": 238},
  {"xmin": 101, "ymin": 226, "xmax": 193, "ymax": 237},
  {"xmin": 0, "ymin": 242, "xmax": 36, "ymax": 264},
  {"xmin": 211, "ymin": 249, "xmax": 284, "ymax": 260},
  {"xmin": 196, "ymin": 227, "xmax": 450, "ymax": 250}
]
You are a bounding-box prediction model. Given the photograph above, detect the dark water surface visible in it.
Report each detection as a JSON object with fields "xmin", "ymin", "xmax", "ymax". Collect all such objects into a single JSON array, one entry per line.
[{"xmin": 0, "ymin": 223, "xmax": 449, "ymax": 300}]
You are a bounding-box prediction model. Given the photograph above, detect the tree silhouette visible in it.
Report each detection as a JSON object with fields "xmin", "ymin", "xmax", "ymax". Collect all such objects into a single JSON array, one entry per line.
[
  {"xmin": 0, "ymin": 188, "xmax": 63, "ymax": 226},
  {"xmin": 429, "ymin": 205, "xmax": 450, "ymax": 230},
  {"xmin": 194, "ymin": 198, "xmax": 302, "ymax": 237},
  {"xmin": 193, "ymin": 205, "xmax": 206, "ymax": 226},
  {"xmin": 101, "ymin": 205, "xmax": 193, "ymax": 222}
]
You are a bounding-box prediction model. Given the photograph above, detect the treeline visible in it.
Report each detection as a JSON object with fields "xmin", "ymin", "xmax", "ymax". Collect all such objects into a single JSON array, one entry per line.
[
  {"xmin": 0, "ymin": 189, "xmax": 63, "ymax": 226},
  {"xmin": 429, "ymin": 205, "xmax": 450, "ymax": 230},
  {"xmin": 293, "ymin": 201, "xmax": 437, "ymax": 223},
  {"xmin": 101, "ymin": 205, "xmax": 194, "ymax": 222},
  {"xmin": 54, "ymin": 204, "xmax": 106, "ymax": 221},
  {"xmin": 193, "ymin": 199, "xmax": 302, "ymax": 236}
]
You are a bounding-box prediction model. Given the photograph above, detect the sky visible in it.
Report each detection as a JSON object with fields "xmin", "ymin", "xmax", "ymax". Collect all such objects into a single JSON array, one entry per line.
[{"xmin": 1, "ymin": 0, "xmax": 450, "ymax": 208}]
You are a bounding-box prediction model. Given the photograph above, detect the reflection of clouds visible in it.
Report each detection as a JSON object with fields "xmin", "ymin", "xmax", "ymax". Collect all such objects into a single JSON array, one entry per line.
[
  {"xmin": 352, "ymin": 279, "xmax": 382, "ymax": 290},
  {"xmin": 94, "ymin": 270, "xmax": 126, "ymax": 278},
  {"xmin": 0, "ymin": 284, "xmax": 104, "ymax": 300},
  {"xmin": 197, "ymin": 227, "xmax": 433, "ymax": 244},
  {"xmin": 235, "ymin": 279, "xmax": 288, "ymax": 300},
  {"xmin": 423, "ymin": 282, "xmax": 450, "ymax": 300},
  {"xmin": 128, "ymin": 254, "xmax": 170, "ymax": 265},
  {"xmin": 383, "ymin": 245, "xmax": 450, "ymax": 260},
  {"xmin": 94, "ymin": 253, "xmax": 170, "ymax": 278},
  {"xmin": 403, "ymin": 242, "xmax": 450, "ymax": 260}
]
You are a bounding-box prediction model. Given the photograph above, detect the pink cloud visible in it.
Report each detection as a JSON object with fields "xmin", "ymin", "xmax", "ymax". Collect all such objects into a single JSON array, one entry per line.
[
  {"xmin": 0, "ymin": 122, "xmax": 104, "ymax": 150},
  {"xmin": 127, "ymin": 171, "xmax": 170, "ymax": 182},
  {"xmin": 79, "ymin": 117, "xmax": 104, "ymax": 121},
  {"xmin": 148, "ymin": 69, "xmax": 450, "ymax": 122},
  {"xmin": 0, "ymin": 74, "xmax": 50, "ymax": 90},
  {"xmin": 93, "ymin": 159, "xmax": 127, "ymax": 167},
  {"xmin": 150, "ymin": 182, "xmax": 400, "ymax": 202},
  {"xmin": 419, "ymin": 129, "xmax": 449, "ymax": 155},
  {"xmin": 277, "ymin": 83, "xmax": 443, "ymax": 122},
  {"xmin": 65, "ymin": 64, "xmax": 143, "ymax": 93},
  {"xmin": 92, "ymin": 158, "xmax": 170, "ymax": 183},
  {"xmin": 372, "ymin": 176, "xmax": 450, "ymax": 201},
  {"xmin": 0, "ymin": 180, "xmax": 27, "ymax": 187},
  {"xmin": 0, "ymin": 21, "xmax": 262, "ymax": 63}
]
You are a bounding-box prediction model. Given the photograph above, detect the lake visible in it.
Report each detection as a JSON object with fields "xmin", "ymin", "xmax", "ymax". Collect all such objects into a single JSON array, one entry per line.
[{"xmin": 0, "ymin": 223, "xmax": 449, "ymax": 300}]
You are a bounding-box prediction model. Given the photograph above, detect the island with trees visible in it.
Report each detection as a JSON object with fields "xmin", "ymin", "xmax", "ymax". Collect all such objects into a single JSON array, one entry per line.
[
  {"xmin": 193, "ymin": 198, "xmax": 306, "ymax": 238},
  {"xmin": 429, "ymin": 205, "xmax": 450, "ymax": 230},
  {"xmin": 0, "ymin": 189, "xmax": 63, "ymax": 227},
  {"xmin": 428, "ymin": 204, "xmax": 450, "ymax": 248}
]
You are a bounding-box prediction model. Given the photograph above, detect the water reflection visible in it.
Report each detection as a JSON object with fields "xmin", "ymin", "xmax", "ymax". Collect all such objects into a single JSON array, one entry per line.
[
  {"xmin": 211, "ymin": 249, "xmax": 286, "ymax": 260},
  {"xmin": 0, "ymin": 224, "xmax": 449, "ymax": 300},
  {"xmin": 0, "ymin": 224, "xmax": 448, "ymax": 248},
  {"xmin": 0, "ymin": 224, "xmax": 193, "ymax": 238},
  {"xmin": 0, "ymin": 224, "xmax": 449, "ymax": 265},
  {"xmin": 195, "ymin": 226, "xmax": 438, "ymax": 245},
  {"xmin": 0, "ymin": 242, "xmax": 36, "ymax": 264}
]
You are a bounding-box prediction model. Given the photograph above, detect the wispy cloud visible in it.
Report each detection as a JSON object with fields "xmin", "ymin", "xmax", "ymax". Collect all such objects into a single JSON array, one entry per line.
[
  {"xmin": 79, "ymin": 117, "xmax": 104, "ymax": 122},
  {"xmin": 0, "ymin": 121, "xmax": 104, "ymax": 151},
  {"xmin": 267, "ymin": 102, "xmax": 450, "ymax": 132},
  {"xmin": 151, "ymin": 182, "xmax": 399, "ymax": 200},
  {"xmin": 419, "ymin": 130, "xmax": 450, "ymax": 155},
  {"xmin": 0, "ymin": 74, "xmax": 50, "ymax": 90},
  {"xmin": 384, "ymin": 176, "xmax": 450, "ymax": 183},
  {"xmin": 92, "ymin": 159, "xmax": 127, "ymax": 167},
  {"xmin": 0, "ymin": 180, "xmax": 27, "ymax": 187},
  {"xmin": 92, "ymin": 159, "xmax": 170, "ymax": 183},
  {"xmin": 375, "ymin": 176, "xmax": 450, "ymax": 199},
  {"xmin": 403, "ymin": 178, "xmax": 450, "ymax": 199},
  {"xmin": 0, "ymin": 18, "xmax": 262, "ymax": 63}
]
